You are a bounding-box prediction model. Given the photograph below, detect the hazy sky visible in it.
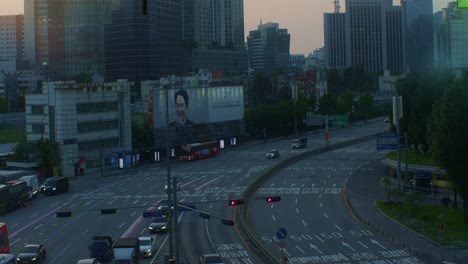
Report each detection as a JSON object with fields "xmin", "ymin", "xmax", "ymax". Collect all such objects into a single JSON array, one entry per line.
[{"xmin": 0, "ymin": 0, "xmax": 452, "ymax": 54}]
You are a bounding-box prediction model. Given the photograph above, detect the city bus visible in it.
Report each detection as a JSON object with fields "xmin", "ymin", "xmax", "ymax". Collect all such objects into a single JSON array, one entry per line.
[
  {"xmin": 0, "ymin": 223, "xmax": 9, "ymax": 253},
  {"xmin": 180, "ymin": 140, "xmax": 220, "ymax": 161},
  {"xmin": 0, "ymin": 180, "xmax": 28, "ymax": 215}
]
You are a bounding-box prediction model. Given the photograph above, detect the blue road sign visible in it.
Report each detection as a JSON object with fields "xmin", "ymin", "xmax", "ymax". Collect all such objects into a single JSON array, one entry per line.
[
  {"xmin": 178, "ymin": 204, "xmax": 197, "ymax": 212},
  {"xmin": 142, "ymin": 210, "xmax": 162, "ymax": 218},
  {"xmin": 276, "ymin": 228, "xmax": 288, "ymax": 240},
  {"xmin": 376, "ymin": 132, "xmax": 398, "ymax": 150}
]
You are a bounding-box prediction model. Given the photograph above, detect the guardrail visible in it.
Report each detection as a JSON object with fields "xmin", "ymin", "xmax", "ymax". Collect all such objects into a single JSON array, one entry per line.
[{"xmin": 234, "ymin": 133, "xmax": 380, "ymax": 263}]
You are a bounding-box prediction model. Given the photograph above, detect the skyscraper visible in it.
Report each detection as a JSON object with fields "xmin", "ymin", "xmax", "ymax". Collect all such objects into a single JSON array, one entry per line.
[
  {"xmin": 183, "ymin": 0, "xmax": 247, "ymax": 76},
  {"xmin": 26, "ymin": 0, "xmax": 114, "ymax": 80},
  {"xmin": 345, "ymin": 0, "xmax": 404, "ymax": 73},
  {"xmin": 105, "ymin": 0, "xmax": 185, "ymax": 81},
  {"xmin": 247, "ymin": 22, "xmax": 290, "ymax": 73},
  {"xmin": 324, "ymin": 12, "xmax": 346, "ymax": 69},
  {"xmin": 402, "ymin": 0, "xmax": 434, "ymax": 72}
]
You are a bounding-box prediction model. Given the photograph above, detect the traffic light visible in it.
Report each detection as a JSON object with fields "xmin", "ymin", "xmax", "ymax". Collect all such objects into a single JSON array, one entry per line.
[
  {"xmin": 101, "ymin": 209, "xmax": 117, "ymax": 215},
  {"xmin": 56, "ymin": 211, "xmax": 72, "ymax": 218},
  {"xmin": 228, "ymin": 199, "xmax": 244, "ymax": 206},
  {"xmin": 265, "ymin": 196, "xmax": 281, "ymax": 203}
]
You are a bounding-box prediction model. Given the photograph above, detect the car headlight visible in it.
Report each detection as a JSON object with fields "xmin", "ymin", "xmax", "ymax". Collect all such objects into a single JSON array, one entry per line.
[
  {"xmin": 146, "ymin": 249, "xmax": 151, "ymax": 253},
  {"xmin": 161, "ymin": 226, "xmax": 167, "ymax": 229},
  {"xmin": 17, "ymin": 258, "xmax": 20, "ymax": 261},
  {"xmin": 52, "ymin": 188, "xmax": 56, "ymax": 190},
  {"xmin": 149, "ymin": 226, "xmax": 154, "ymax": 230},
  {"xmin": 31, "ymin": 257, "xmax": 37, "ymax": 261}
]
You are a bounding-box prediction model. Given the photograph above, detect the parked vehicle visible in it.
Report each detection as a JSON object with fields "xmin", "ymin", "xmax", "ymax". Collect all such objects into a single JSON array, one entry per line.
[
  {"xmin": 39, "ymin": 177, "xmax": 69, "ymax": 195},
  {"xmin": 89, "ymin": 236, "xmax": 114, "ymax": 262},
  {"xmin": 19, "ymin": 175, "xmax": 40, "ymax": 198},
  {"xmin": 138, "ymin": 236, "xmax": 156, "ymax": 258},
  {"xmin": 112, "ymin": 238, "xmax": 140, "ymax": 264},
  {"xmin": 16, "ymin": 243, "xmax": 46, "ymax": 263},
  {"xmin": 291, "ymin": 138, "xmax": 307, "ymax": 149}
]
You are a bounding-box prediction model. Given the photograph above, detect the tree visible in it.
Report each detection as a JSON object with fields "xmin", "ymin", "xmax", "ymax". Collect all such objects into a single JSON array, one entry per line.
[
  {"xmin": 0, "ymin": 96, "xmax": 8, "ymax": 113},
  {"xmin": 336, "ymin": 89, "xmax": 354, "ymax": 114},
  {"xmin": 36, "ymin": 138, "xmax": 57, "ymax": 177},
  {"xmin": 318, "ymin": 93, "xmax": 337, "ymax": 116},
  {"xmin": 427, "ymin": 80, "xmax": 468, "ymax": 224},
  {"xmin": 132, "ymin": 116, "xmax": 154, "ymax": 149},
  {"xmin": 358, "ymin": 94, "xmax": 373, "ymax": 121}
]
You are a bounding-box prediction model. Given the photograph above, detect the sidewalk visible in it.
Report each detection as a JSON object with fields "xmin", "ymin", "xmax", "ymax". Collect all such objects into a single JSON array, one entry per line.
[{"xmin": 344, "ymin": 170, "xmax": 468, "ymax": 263}]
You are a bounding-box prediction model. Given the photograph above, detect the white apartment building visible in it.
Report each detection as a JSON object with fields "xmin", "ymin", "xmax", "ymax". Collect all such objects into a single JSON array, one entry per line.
[{"xmin": 25, "ymin": 80, "xmax": 133, "ymax": 177}]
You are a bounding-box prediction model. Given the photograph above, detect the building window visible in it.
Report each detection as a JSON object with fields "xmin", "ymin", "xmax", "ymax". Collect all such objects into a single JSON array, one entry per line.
[
  {"xmin": 31, "ymin": 124, "xmax": 44, "ymax": 134},
  {"xmin": 31, "ymin": 105, "xmax": 44, "ymax": 115}
]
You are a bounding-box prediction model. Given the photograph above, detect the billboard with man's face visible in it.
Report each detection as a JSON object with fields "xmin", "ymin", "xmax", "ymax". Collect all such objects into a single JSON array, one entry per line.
[{"xmin": 150, "ymin": 86, "xmax": 244, "ymax": 129}]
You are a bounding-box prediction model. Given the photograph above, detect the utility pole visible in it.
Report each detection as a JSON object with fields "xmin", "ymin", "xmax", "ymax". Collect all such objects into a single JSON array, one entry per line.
[
  {"xmin": 164, "ymin": 82, "xmax": 174, "ymax": 261},
  {"xmin": 291, "ymin": 81, "xmax": 298, "ymax": 138}
]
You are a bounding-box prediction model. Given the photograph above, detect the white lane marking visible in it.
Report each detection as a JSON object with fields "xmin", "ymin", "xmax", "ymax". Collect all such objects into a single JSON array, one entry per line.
[
  {"xmin": 272, "ymin": 215, "xmax": 276, "ymax": 222},
  {"xmin": 358, "ymin": 241, "xmax": 368, "ymax": 249},
  {"xmin": 323, "ymin": 213, "xmax": 329, "ymax": 218},
  {"xmin": 315, "ymin": 235, "xmax": 325, "ymax": 243},
  {"xmin": 302, "ymin": 220, "xmax": 308, "ymax": 227},
  {"xmin": 49, "ymin": 243, "xmax": 72, "ymax": 263},
  {"xmin": 34, "ymin": 224, "xmax": 43, "ymax": 230},
  {"xmin": 283, "ymin": 248, "xmax": 291, "ymax": 256},
  {"xmin": 296, "ymin": 208, "xmax": 300, "ymax": 214},
  {"xmin": 29, "ymin": 212, "xmax": 38, "ymax": 218},
  {"xmin": 334, "ymin": 225, "xmax": 343, "ymax": 231},
  {"xmin": 81, "ymin": 229, "xmax": 88, "ymax": 236},
  {"xmin": 296, "ymin": 245, "xmax": 305, "ymax": 253},
  {"xmin": 119, "ymin": 222, "xmax": 125, "ymax": 228},
  {"xmin": 320, "ymin": 202, "xmax": 323, "ymax": 208},
  {"xmin": 310, "ymin": 243, "xmax": 323, "ymax": 254},
  {"xmin": 323, "ymin": 180, "xmax": 327, "ymax": 185},
  {"xmin": 10, "ymin": 238, "xmax": 21, "ymax": 246},
  {"xmin": 295, "ymin": 198, "xmax": 298, "ymax": 204}
]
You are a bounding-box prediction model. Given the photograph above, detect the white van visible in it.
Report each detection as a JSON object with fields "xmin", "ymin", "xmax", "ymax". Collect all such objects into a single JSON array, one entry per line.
[{"xmin": 19, "ymin": 175, "xmax": 40, "ymax": 198}]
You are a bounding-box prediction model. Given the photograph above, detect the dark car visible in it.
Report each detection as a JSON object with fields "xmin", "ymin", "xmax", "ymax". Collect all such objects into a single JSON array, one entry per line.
[
  {"xmin": 157, "ymin": 199, "xmax": 170, "ymax": 215},
  {"xmin": 88, "ymin": 236, "xmax": 113, "ymax": 262},
  {"xmin": 199, "ymin": 253, "xmax": 224, "ymax": 264},
  {"xmin": 39, "ymin": 176, "xmax": 69, "ymax": 195},
  {"xmin": 148, "ymin": 216, "xmax": 168, "ymax": 234},
  {"xmin": 16, "ymin": 244, "xmax": 46, "ymax": 263},
  {"xmin": 265, "ymin": 150, "xmax": 280, "ymax": 159}
]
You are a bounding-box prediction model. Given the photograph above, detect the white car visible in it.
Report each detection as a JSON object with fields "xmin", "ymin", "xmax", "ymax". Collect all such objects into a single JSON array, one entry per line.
[{"xmin": 138, "ymin": 236, "xmax": 156, "ymax": 258}]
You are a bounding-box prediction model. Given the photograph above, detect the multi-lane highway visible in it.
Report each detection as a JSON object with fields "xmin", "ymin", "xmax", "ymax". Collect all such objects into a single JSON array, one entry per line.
[
  {"xmin": 250, "ymin": 140, "xmax": 421, "ymax": 263},
  {"xmin": 3, "ymin": 120, "xmax": 388, "ymax": 263}
]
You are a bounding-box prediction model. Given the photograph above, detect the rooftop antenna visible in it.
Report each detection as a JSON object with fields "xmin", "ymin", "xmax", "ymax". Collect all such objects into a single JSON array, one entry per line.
[{"xmin": 334, "ymin": 0, "xmax": 340, "ymax": 13}]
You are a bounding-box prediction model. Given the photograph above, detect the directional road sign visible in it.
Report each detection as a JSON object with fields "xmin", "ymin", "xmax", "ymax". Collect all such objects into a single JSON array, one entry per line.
[
  {"xmin": 142, "ymin": 210, "xmax": 162, "ymax": 218},
  {"xmin": 376, "ymin": 132, "xmax": 398, "ymax": 150},
  {"xmin": 276, "ymin": 228, "xmax": 288, "ymax": 240}
]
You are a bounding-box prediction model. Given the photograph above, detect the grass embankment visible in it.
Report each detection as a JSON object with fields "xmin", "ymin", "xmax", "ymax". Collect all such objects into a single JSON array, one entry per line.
[
  {"xmin": 386, "ymin": 149, "xmax": 439, "ymax": 166},
  {"xmin": 0, "ymin": 123, "xmax": 25, "ymax": 144},
  {"xmin": 376, "ymin": 201, "xmax": 468, "ymax": 247},
  {"xmin": 381, "ymin": 150, "xmax": 468, "ymax": 247}
]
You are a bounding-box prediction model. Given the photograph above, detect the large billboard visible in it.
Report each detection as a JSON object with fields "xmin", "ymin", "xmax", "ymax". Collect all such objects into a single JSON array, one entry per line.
[
  {"xmin": 151, "ymin": 86, "xmax": 244, "ymax": 128},
  {"xmin": 150, "ymin": 86, "xmax": 246, "ymax": 148}
]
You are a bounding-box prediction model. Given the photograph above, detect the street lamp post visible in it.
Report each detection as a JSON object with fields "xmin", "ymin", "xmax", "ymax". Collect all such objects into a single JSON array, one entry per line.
[{"xmin": 164, "ymin": 83, "xmax": 175, "ymax": 261}]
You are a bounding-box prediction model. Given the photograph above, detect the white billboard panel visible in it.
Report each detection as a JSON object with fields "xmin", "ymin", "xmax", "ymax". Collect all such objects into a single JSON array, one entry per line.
[{"xmin": 151, "ymin": 86, "xmax": 244, "ymax": 129}]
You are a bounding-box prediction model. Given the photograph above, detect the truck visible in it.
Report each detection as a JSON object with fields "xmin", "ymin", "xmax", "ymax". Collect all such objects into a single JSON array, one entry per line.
[
  {"xmin": 19, "ymin": 175, "xmax": 40, "ymax": 198},
  {"xmin": 89, "ymin": 236, "xmax": 114, "ymax": 262},
  {"xmin": 291, "ymin": 138, "xmax": 307, "ymax": 149},
  {"xmin": 112, "ymin": 238, "xmax": 140, "ymax": 264}
]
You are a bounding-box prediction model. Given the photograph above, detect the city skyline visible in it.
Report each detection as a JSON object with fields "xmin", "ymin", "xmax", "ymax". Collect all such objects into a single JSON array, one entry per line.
[{"xmin": 0, "ymin": 0, "xmax": 452, "ymax": 54}]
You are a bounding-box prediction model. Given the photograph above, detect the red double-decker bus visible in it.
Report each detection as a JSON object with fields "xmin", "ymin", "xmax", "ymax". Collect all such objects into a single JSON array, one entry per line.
[
  {"xmin": 180, "ymin": 141, "xmax": 220, "ymax": 161},
  {"xmin": 0, "ymin": 222, "xmax": 9, "ymax": 253}
]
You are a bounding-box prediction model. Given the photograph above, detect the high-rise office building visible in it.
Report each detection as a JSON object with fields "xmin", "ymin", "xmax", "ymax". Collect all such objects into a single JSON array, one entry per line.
[
  {"xmin": 26, "ymin": 0, "xmax": 114, "ymax": 80},
  {"xmin": 105, "ymin": 0, "xmax": 185, "ymax": 82},
  {"xmin": 345, "ymin": 0, "xmax": 404, "ymax": 73},
  {"xmin": 324, "ymin": 12, "xmax": 346, "ymax": 69},
  {"xmin": 386, "ymin": 6, "xmax": 406, "ymax": 74},
  {"xmin": 183, "ymin": 0, "xmax": 247, "ymax": 76},
  {"xmin": 402, "ymin": 0, "xmax": 433, "ymax": 72},
  {"xmin": 0, "ymin": 15, "xmax": 24, "ymax": 63},
  {"xmin": 247, "ymin": 22, "xmax": 290, "ymax": 73}
]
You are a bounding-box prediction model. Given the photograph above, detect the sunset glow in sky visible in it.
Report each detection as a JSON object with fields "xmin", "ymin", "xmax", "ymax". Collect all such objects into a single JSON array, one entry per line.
[{"xmin": 0, "ymin": 0, "xmax": 451, "ymax": 54}]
